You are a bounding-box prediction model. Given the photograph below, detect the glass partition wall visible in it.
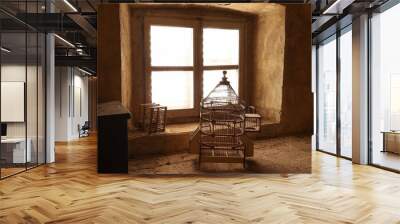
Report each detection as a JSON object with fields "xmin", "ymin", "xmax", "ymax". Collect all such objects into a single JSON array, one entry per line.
[
  {"xmin": 316, "ymin": 26, "xmax": 353, "ymax": 159},
  {"xmin": 370, "ymin": 3, "xmax": 400, "ymax": 171},
  {"xmin": 317, "ymin": 35, "xmax": 337, "ymax": 155},
  {"xmin": 0, "ymin": 4, "xmax": 46, "ymax": 179},
  {"xmin": 339, "ymin": 28, "xmax": 353, "ymax": 159},
  {"xmin": 0, "ymin": 31, "xmax": 27, "ymax": 177}
]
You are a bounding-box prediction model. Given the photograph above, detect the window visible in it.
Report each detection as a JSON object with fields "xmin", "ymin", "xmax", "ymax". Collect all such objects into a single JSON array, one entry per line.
[
  {"xmin": 339, "ymin": 28, "xmax": 352, "ymax": 158},
  {"xmin": 152, "ymin": 71, "xmax": 194, "ymax": 110},
  {"xmin": 390, "ymin": 74, "xmax": 400, "ymax": 130},
  {"xmin": 317, "ymin": 36, "xmax": 337, "ymax": 155},
  {"xmin": 203, "ymin": 69, "xmax": 238, "ymax": 98},
  {"xmin": 316, "ymin": 26, "xmax": 353, "ymax": 159},
  {"xmin": 146, "ymin": 18, "xmax": 244, "ymax": 118},
  {"xmin": 0, "ymin": 4, "xmax": 46, "ymax": 179},
  {"xmin": 150, "ymin": 26, "xmax": 193, "ymax": 67},
  {"xmin": 203, "ymin": 28, "xmax": 239, "ymax": 97},
  {"xmin": 149, "ymin": 25, "xmax": 194, "ymax": 110},
  {"xmin": 370, "ymin": 3, "xmax": 400, "ymax": 171}
]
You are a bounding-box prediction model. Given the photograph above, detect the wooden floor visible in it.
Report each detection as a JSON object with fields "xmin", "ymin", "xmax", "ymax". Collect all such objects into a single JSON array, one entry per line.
[
  {"xmin": 1, "ymin": 167, "xmax": 26, "ymax": 178},
  {"xmin": 1, "ymin": 135, "xmax": 400, "ymax": 223},
  {"xmin": 372, "ymin": 150, "xmax": 400, "ymax": 171}
]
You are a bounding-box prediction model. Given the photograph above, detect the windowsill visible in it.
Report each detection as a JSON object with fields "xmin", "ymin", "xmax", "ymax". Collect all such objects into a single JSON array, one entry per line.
[
  {"xmin": 129, "ymin": 122, "xmax": 198, "ymax": 140},
  {"xmin": 129, "ymin": 117, "xmax": 277, "ymax": 139},
  {"xmin": 261, "ymin": 119, "xmax": 279, "ymax": 126},
  {"xmin": 165, "ymin": 122, "xmax": 198, "ymax": 134}
]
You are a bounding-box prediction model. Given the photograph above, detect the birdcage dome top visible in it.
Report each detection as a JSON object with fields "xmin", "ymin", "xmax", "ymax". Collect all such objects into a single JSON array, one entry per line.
[{"xmin": 202, "ymin": 71, "xmax": 242, "ymax": 109}]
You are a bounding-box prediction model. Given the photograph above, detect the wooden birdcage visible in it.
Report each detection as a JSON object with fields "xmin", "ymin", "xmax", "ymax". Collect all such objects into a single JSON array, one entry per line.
[
  {"xmin": 199, "ymin": 71, "xmax": 247, "ymax": 167},
  {"xmin": 140, "ymin": 103, "xmax": 167, "ymax": 134},
  {"xmin": 245, "ymin": 106, "xmax": 262, "ymax": 132}
]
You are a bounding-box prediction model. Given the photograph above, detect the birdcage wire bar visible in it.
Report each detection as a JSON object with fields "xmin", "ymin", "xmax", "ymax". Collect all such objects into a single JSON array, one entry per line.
[
  {"xmin": 140, "ymin": 103, "xmax": 167, "ymax": 134},
  {"xmin": 199, "ymin": 71, "xmax": 247, "ymax": 167}
]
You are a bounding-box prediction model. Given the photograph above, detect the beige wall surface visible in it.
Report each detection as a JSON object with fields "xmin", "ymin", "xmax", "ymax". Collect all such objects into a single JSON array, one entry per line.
[
  {"xmin": 277, "ymin": 5, "xmax": 313, "ymax": 136},
  {"xmin": 225, "ymin": 3, "xmax": 286, "ymax": 124},
  {"xmin": 97, "ymin": 4, "xmax": 122, "ymax": 103}
]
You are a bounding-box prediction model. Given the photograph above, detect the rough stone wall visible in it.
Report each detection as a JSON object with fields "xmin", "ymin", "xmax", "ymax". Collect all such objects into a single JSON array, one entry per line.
[
  {"xmin": 97, "ymin": 4, "xmax": 122, "ymax": 103},
  {"xmin": 238, "ymin": 4, "xmax": 286, "ymax": 123},
  {"xmin": 129, "ymin": 10, "xmax": 146, "ymax": 126},
  {"xmin": 120, "ymin": 4, "xmax": 135, "ymax": 128},
  {"xmin": 279, "ymin": 5, "xmax": 313, "ymax": 135},
  {"xmin": 226, "ymin": 3, "xmax": 312, "ymax": 136}
]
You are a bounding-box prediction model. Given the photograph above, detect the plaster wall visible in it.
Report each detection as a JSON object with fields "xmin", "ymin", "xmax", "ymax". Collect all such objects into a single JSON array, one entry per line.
[
  {"xmin": 277, "ymin": 5, "xmax": 313, "ymax": 136},
  {"xmin": 97, "ymin": 4, "xmax": 122, "ymax": 103},
  {"xmin": 226, "ymin": 4, "xmax": 286, "ymax": 123},
  {"xmin": 55, "ymin": 67, "xmax": 89, "ymax": 141},
  {"xmin": 120, "ymin": 4, "xmax": 135, "ymax": 129}
]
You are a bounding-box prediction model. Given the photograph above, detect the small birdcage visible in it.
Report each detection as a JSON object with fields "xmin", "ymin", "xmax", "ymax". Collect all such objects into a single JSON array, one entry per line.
[
  {"xmin": 199, "ymin": 71, "xmax": 247, "ymax": 167},
  {"xmin": 140, "ymin": 103, "xmax": 167, "ymax": 134},
  {"xmin": 245, "ymin": 106, "xmax": 262, "ymax": 132}
]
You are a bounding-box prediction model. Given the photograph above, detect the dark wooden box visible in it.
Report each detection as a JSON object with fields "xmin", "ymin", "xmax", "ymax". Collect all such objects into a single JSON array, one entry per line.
[{"xmin": 97, "ymin": 101, "xmax": 131, "ymax": 173}]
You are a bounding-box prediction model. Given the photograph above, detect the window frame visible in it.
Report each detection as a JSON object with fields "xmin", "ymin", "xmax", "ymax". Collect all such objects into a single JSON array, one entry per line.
[
  {"xmin": 202, "ymin": 20, "xmax": 245, "ymax": 98},
  {"xmin": 144, "ymin": 16, "xmax": 246, "ymax": 120},
  {"xmin": 315, "ymin": 24, "xmax": 353, "ymax": 160},
  {"xmin": 369, "ymin": 2, "xmax": 400, "ymax": 172},
  {"xmin": 144, "ymin": 17, "xmax": 199, "ymax": 118}
]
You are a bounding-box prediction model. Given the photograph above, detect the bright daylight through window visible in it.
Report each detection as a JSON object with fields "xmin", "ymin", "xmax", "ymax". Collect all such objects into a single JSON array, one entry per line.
[{"xmin": 150, "ymin": 25, "xmax": 240, "ymax": 110}]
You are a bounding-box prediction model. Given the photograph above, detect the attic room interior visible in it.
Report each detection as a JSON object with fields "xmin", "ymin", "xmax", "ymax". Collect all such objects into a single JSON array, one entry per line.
[
  {"xmin": 97, "ymin": 3, "xmax": 312, "ymax": 174},
  {"xmin": 1, "ymin": 0, "xmax": 400, "ymax": 223}
]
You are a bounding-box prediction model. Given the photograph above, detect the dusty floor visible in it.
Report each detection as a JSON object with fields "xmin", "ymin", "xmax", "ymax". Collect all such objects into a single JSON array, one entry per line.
[{"xmin": 129, "ymin": 135, "xmax": 311, "ymax": 174}]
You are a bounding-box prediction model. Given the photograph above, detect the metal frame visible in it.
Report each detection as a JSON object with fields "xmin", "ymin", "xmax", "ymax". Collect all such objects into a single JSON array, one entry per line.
[
  {"xmin": 0, "ymin": 0, "xmax": 48, "ymax": 180},
  {"xmin": 367, "ymin": 0, "xmax": 400, "ymax": 172},
  {"xmin": 316, "ymin": 32, "xmax": 338, "ymax": 156},
  {"xmin": 140, "ymin": 103, "xmax": 167, "ymax": 134},
  {"xmin": 316, "ymin": 0, "xmax": 400, "ymax": 171},
  {"xmin": 367, "ymin": 10, "xmax": 373, "ymax": 166},
  {"xmin": 336, "ymin": 28, "xmax": 341, "ymax": 158},
  {"xmin": 315, "ymin": 23, "xmax": 353, "ymax": 161},
  {"xmin": 315, "ymin": 44, "xmax": 319, "ymax": 151}
]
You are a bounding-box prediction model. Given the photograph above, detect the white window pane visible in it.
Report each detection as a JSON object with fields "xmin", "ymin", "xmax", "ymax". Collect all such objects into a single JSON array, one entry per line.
[
  {"xmin": 150, "ymin": 26, "xmax": 193, "ymax": 66},
  {"xmin": 391, "ymin": 86, "xmax": 400, "ymax": 113},
  {"xmin": 152, "ymin": 71, "xmax": 194, "ymax": 109},
  {"xmin": 203, "ymin": 69, "xmax": 238, "ymax": 98},
  {"xmin": 391, "ymin": 75, "xmax": 400, "ymax": 114},
  {"xmin": 339, "ymin": 29, "xmax": 352, "ymax": 158},
  {"xmin": 317, "ymin": 37, "xmax": 337, "ymax": 154},
  {"xmin": 203, "ymin": 28, "xmax": 239, "ymax": 66},
  {"xmin": 370, "ymin": 3, "xmax": 400, "ymax": 169},
  {"xmin": 392, "ymin": 75, "xmax": 400, "ymax": 87}
]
